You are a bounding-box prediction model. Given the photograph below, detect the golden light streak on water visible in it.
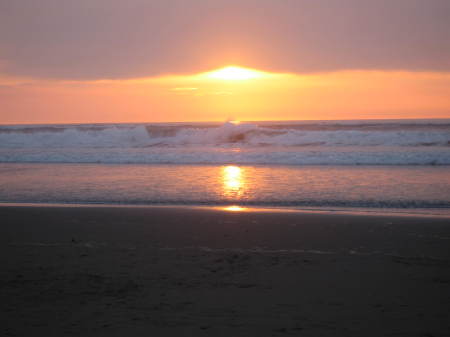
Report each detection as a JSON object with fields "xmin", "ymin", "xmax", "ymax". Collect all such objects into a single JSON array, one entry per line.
[
  {"xmin": 222, "ymin": 205, "xmax": 247, "ymax": 212},
  {"xmin": 222, "ymin": 165, "xmax": 245, "ymax": 198}
]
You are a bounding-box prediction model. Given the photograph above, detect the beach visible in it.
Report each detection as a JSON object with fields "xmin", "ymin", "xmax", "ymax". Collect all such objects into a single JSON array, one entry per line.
[
  {"xmin": 2, "ymin": 1, "xmax": 450, "ymax": 335},
  {"xmin": 2, "ymin": 205, "xmax": 450, "ymax": 336}
]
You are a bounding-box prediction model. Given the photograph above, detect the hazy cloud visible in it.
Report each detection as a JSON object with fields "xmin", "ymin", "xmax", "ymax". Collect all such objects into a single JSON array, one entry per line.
[{"xmin": 1, "ymin": 0, "xmax": 449, "ymax": 80}]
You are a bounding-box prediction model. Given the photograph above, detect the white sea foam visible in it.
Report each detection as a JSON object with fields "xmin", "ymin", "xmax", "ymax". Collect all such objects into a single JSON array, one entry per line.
[{"xmin": 0, "ymin": 120, "xmax": 449, "ymax": 165}]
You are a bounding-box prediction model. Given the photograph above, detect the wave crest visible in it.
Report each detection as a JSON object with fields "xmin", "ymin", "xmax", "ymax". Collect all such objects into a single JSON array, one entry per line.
[
  {"xmin": 1, "ymin": 121, "xmax": 449, "ymax": 148},
  {"xmin": 0, "ymin": 121, "xmax": 449, "ymax": 165}
]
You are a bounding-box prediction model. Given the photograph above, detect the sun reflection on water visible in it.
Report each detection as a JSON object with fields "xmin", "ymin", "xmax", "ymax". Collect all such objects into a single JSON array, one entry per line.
[
  {"xmin": 222, "ymin": 205, "xmax": 247, "ymax": 212},
  {"xmin": 222, "ymin": 165, "xmax": 245, "ymax": 198}
]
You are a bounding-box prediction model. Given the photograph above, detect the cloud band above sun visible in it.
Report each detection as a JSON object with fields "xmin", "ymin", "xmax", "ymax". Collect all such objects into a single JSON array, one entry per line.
[{"xmin": 1, "ymin": 0, "xmax": 449, "ymax": 80}]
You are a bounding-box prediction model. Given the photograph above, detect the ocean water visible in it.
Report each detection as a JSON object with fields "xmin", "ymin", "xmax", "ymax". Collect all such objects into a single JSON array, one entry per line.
[
  {"xmin": 1, "ymin": 120, "xmax": 449, "ymax": 165},
  {"xmin": 0, "ymin": 120, "xmax": 449, "ymax": 213}
]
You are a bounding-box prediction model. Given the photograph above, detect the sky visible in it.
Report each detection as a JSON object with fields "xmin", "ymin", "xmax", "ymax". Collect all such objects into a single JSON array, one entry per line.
[{"xmin": 1, "ymin": 0, "xmax": 450, "ymax": 124}]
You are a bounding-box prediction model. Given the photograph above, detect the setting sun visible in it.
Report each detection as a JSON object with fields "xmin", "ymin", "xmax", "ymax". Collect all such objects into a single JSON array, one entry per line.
[{"xmin": 205, "ymin": 66, "xmax": 265, "ymax": 81}]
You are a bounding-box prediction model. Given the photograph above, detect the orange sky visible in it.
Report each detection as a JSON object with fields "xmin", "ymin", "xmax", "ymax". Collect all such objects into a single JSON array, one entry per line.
[
  {"xmin": 1, "ymin": 67, "xmax": 450, "ymax": 124},
  {"xmin": 1, "ymin": 1, "xmax": 450, "ymax": 124}
]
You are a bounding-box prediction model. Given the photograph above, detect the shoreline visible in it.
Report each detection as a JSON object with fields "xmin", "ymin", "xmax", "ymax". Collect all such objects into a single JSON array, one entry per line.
[{"xmin": 1, "ymin": 201, "xmax": 450, "ymax": 219}]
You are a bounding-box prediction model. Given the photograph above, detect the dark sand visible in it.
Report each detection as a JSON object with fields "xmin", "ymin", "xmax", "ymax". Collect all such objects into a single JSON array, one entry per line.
[{"xmin": 1, "ymin": 205, "xmax": 450, "ymax": 336}]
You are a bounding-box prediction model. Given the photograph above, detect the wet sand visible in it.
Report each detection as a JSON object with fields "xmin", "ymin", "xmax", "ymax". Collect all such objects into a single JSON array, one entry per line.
[{"xmin": 1, "ymin": 205, "xmax": 450, "ymax": 336}]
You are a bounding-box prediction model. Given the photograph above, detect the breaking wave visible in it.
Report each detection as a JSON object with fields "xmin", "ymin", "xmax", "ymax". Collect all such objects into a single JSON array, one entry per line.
[{"xmin": 0, "ymin": 120, "xmax": 449, "ymax": 165}]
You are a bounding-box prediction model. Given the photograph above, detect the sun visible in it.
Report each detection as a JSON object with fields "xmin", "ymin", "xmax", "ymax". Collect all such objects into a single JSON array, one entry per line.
[{"xmin": 205, "ymin": 66, "xmax": 265, "ymax": 81}]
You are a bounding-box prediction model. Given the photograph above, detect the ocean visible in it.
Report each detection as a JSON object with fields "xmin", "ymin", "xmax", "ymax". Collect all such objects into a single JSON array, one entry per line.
[{"xmin": 1, "ymin": 119, "xmax": 449, "ymax": 214}]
